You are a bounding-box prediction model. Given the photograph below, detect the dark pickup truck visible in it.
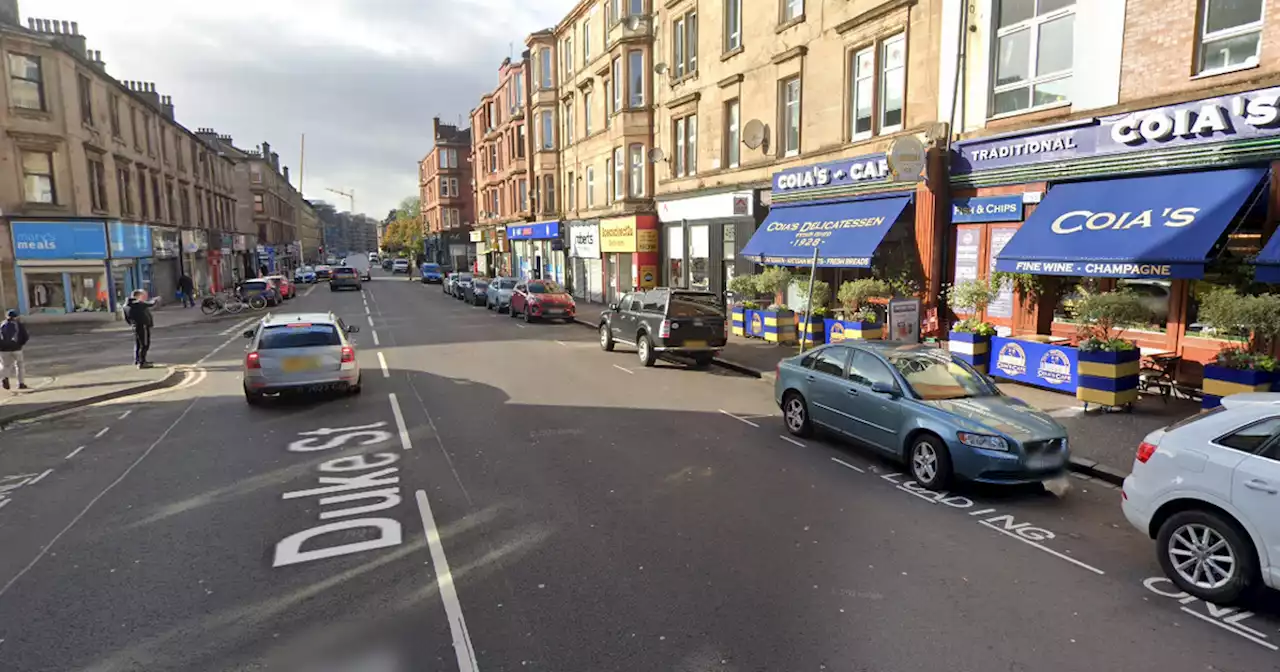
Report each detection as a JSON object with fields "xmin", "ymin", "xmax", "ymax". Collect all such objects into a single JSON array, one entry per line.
[{"xmin": 597, "ymin": 288, "xmax": 726, "ymax": 368}]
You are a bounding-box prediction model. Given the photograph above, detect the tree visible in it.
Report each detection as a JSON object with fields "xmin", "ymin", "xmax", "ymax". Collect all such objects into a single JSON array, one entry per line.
[{"xmin": 397, "ymin": 196, "xmax": 421, "ymax": 221}]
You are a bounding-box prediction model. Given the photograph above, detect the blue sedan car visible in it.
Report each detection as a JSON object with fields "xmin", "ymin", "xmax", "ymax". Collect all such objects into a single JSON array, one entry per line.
[{"xmin": 775, "ymin": 342, "xmax": 1068, "ymax": 490}]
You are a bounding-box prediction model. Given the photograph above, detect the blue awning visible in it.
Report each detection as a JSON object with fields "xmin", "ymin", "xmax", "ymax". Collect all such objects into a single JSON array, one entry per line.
[
  {"xmin": 1256, "ymin": 231, "xmax": 1280, "ymax": 284},
  {"xmin": 741, "ymin": 193, "xmax": 912, "ymax": 267},
  {"xmin": 993, "ymin": 167, "xmax": 1268, "ymax": 279}
]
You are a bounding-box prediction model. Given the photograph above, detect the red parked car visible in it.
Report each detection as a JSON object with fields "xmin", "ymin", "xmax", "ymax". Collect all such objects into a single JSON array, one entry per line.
[
  {"xmin": 264, "ymin": 275, "xmax": 296, "ymax": 300},
  {"xmin": 509, "ymin": 280, "xmax": 575, "ymax": 323}
]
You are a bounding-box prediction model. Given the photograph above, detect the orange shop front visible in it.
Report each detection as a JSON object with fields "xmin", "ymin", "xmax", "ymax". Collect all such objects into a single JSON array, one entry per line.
[{"xmin": 598, "ymin": 215, "xmax": 660, "ymax": 304}]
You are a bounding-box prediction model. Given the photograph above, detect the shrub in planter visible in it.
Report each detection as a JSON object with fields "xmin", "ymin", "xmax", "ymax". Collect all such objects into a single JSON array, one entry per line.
[
  {"xmin": 1067, "ymin": 291, "xmax": 1152, "ymax": 408},
  {"xmin": 791, "ymin": 277, "xmax": 831, "ymax": 346},
  {"xmin": 946, "ymin": 279, "xmax": 1001, "ymax": 371},
  {"xmin": 1198, "ymin": 289, "xmax": 1280, "ymax": 408},
  {"xmin": 827, "ymin": 279, "xmax": 890, "ymax": 342},
  {"xmin": 728, "ymin": 275, "xmax": 761, "ymax": 337}
]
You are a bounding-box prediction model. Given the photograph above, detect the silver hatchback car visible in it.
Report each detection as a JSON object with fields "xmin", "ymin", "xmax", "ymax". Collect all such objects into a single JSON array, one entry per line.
[
  {"xmin": 486, "ymin": 277, "xmax": 518, "ymax": 312},
  {"xmin": 242, "ymin": 312, "xmax": 362, "ymax": 405}
]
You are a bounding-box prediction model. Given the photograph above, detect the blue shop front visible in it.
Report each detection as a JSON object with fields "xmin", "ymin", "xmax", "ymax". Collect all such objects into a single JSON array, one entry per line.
[
  {"xmin": 507, "ymin": 221, "xmax": 565, "ymax": 284},
  {"xmin": 10, "ymin": 220, "xmax": 115, "ymax": 319},
  {"xmin": 108, "ymin": 221, "xmax": 154, "ymax": 306}
]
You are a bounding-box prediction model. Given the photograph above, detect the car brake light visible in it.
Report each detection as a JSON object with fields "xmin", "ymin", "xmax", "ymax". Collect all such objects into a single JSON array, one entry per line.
[
  {"xmin": 659, "ymin": 320, "xmax": 671, "ymax": 338},
  {"xmin": 1137, "ymin": 441, "xmax": 1157, "ymax": 463},
  {"xmin": 246, "ymin": 351, "xmax": 261, "ymax": 369},
  {"xmin": 341, "ymin": 346, "xmax": 355, "ymax": 363}
]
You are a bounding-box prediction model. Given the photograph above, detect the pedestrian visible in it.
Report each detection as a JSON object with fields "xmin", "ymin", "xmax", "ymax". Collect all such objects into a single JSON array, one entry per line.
[
  {"xmin": 178, "ymin": 272, "xmax": 195, "ymax": 308},
  {"xmin": 124, "ymin": 289, "xmax": 157, "ymax": 369},
  {"xmin": 0, "ymin": 309, "xmax": 29, "ymax": 391}
]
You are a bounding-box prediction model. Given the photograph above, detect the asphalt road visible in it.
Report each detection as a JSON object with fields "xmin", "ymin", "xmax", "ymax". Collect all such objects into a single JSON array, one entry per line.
[{"xmin": 1, "ymin": 271, "xmax": 1278, "ymax": 671}]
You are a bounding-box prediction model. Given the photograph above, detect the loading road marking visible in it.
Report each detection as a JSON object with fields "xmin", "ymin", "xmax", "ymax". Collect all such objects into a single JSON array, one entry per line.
[
  {"xmin": 378, "ymin": 352, "xmax": 390, "ymax": 378},
  {"xmin": 718, "ymin": 409, "xmax": 760, "ymax": 428},
  {"xmin": 612, "ymin": 365, "xmax": 634, "ymax": 375},
  {"xmin": 65, "ymin": 446, "xmax": 86, "ymax": 460},
  {"xmin": 389, "ymin": 393, "xmax": 412, "ymax": 451}
]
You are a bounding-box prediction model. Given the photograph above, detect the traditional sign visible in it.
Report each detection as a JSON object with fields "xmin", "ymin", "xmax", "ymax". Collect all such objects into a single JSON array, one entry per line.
[
  {"xmin": 771, "ymin": 152, "xmax": 890, "ymax": 195},
  {"xmin": 636, "ymin": 229, "xmax": 658, "ymax": 253},
  {"xmin": 954, "ymin": 85, "xmax": 1280, "ymax": 175},
  {"xmin": 951, "ymin": 195, "xmax": 1024, "ymax": 223},
  {"xmin": 468, "ymin": 230, "xmax": 484, "ymax": 243}
]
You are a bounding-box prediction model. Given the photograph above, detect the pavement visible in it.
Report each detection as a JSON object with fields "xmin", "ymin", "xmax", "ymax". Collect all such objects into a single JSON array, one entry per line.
[
  {"xmin": 0, "ymin": 364, "xmax": 182, "ymax": 429},
  {"xmin": 0, "ymin": 272, "xmax": 1277, "ymax": 671}
]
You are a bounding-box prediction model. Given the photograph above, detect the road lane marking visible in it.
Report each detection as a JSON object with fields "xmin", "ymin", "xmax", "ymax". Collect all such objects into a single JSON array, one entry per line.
[
  {"xmin": 27, "ymin": 469, "xmax": 52, "ymax": 485},
  {"xmin": 65, "ymin": 446, "xmax": 86, "ymax": 460},
  {"xmin": 976, "ymin": 519, "xmax": 1105, "ymax": 575},
  {"xmin": 94, "ymin": 427, "xmax": 110, "ymax": 439},
  {"xmin": 831, "ymin": 457, "xmax": 865, "ymax": 473},
  {"xmin": 372, "ymin": 330, "xmax": 381, "ymax": 346},
  {"xmin": 1179, "ymin": 607, "xmax": 1278, "ymax": 650},
  {"xmin": 415, "ymin": 490, "xmax": 480, "ymax": 672},
  {"xmin": 218, "ymin": 316, "xmax": 257, "ymax": 337},
  {"xmin": 612, "ymin": 364, "xmax": 634, "ymax": 375},
  {"xmin": 0, "ymin": 397, "xmax": 198, "ymax": 599},
  {"xmin": 514, "ymin": 323, "xmax": 526, "ymax": 329},
  {"xmin": 718, "ymin": 409, "xmax": 759, "ymax": 428},
  {"xmin": 118, "ymin": 410, "xmax": 132, "ymax": 420},
  {"xmin": 365, "ymin": 306, "xmax": 371, "ymax": 315},
  {"xmin": 780, "ymin": 435, "xmax": 805, "ymax": 448},
  {"xmin": 197, "ymin": 322, "xmax": 255, "ymax": 366},
  {"xmin": 555, "ymin": 340, "xmax": 567, "ymax": 346},
  {"xmin": 378, "ymin": 352, "xmax": 390, "ymax": 378},
  {"xmin": 367, "ymin": 315, "xmax": 374, "ymax": 327},
  {"xmin": 389, "ymin": 394, "xmax": 412, "ymax": 451}
]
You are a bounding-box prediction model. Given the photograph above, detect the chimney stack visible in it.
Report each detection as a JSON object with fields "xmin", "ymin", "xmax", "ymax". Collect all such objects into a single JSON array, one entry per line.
[
  {"xmin": 0, "ymin": 1, "xmax": 19, "ymax": 27},
  {"xmin": 160, "ymin": 95, "xmax": 174, "ymax": 121},
  {"xmin": 270, "ymin": 152, "xmax": 280, "ymax": 172},
  {"xmin": 283, "ymin": 166, "xmax": 290, "ymax": 184}
]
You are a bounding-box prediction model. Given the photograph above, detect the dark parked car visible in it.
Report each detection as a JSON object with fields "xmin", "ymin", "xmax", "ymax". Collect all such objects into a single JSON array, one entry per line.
[
  {"xmin": 468, "ymin": 278, "xmax": 490, "ymax": 306},
  {"xmin": 774, "ymin": 342, "xmax": 1069, "ymax": 490},
  {"xmin": 239, "ymin": 279, "xmax": 281, "ymax": 306},
  {"xmin": 510, "ymin": 280, "xmax": 575, "ymax": 323},
  {"xmin": 598, "ymin": 288, "xmax": 725, "ymax": 368},
  {"xmin": 314, "ymin": 265, "xmax": 333, "ymax": 281},
  {"xmin": 329, "ymin": 267, "xmax": 363, "ymax": 291},
  {"xmin": 382, "ymin": 258, "xmax": 393, "ymax": 271},
  {"xmin": 451, "ymin": 273, "xmax": 474, "ymax": 300}
]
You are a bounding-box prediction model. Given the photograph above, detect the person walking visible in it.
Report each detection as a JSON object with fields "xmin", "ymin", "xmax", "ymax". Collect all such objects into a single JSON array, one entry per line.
[
  {"xmin": 124, "ymin": 289, "xmax": 157, "ymax": 369},
  {"xmin": 177, "ymin": 273, "xmax": 195, "ymax": 308},
  {"xmin": 0, "ymin": 309, "xmax": 29, "ymax": 390}
]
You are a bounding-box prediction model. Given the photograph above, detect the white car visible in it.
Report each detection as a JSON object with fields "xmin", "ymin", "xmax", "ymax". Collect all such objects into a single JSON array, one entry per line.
[
  {"xmin": 1122, "ymin": 393, "xmax": 1280, "ymax": 603},
  {"xmin": 392, "ymin": 259, "xmax": 411, "ymax": 275},
  {"xmin": 242, "ymin": 312, "xmax": 362, "ymax": 405}
]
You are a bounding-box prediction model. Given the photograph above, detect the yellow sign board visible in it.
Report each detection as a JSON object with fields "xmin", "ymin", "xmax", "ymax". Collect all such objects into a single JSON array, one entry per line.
[{"xmin": 599, "ymin": 216, "xmax": 638, "ymax": 253}]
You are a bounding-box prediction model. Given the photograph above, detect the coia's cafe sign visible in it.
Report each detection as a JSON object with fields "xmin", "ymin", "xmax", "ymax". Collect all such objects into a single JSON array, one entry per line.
[{"xmin": 953, "ymin": 85, "xmax": 1280, "ymax": 174}]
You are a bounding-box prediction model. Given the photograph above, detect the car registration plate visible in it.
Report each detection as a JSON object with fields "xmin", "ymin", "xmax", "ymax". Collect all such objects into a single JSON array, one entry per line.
[
  {"xmin": 544, "ymin": 308, "xmax": 563, "ymax": 315},
  {"xmin": 1026, "ymin": 452, "xmax": 1063, "ymax": 470},
  {"xmin": 684, "ymin": 340, "xmax": 707, "ymax": 349},
  {"xmin": 281, "ymin": 357, "xmax": 320, "ymax": 373}
]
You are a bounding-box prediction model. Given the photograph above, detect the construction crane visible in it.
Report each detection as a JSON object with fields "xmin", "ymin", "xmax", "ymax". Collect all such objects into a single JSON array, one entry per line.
[{"xmin": 325, "ymin": 187, "xmax": 355, "ymax": 213}]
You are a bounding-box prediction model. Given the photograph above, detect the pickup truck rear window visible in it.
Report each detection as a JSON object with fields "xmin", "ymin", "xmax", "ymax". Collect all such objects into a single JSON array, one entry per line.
[{"xmin": 668, "ymin": 296, "xmax": 723, "ymax": 318}]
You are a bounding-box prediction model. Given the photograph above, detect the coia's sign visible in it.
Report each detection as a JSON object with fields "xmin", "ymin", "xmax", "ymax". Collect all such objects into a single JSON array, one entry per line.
[{"xmin": 772, "ymin": 153, "xmax": 890, "ymax": 193}]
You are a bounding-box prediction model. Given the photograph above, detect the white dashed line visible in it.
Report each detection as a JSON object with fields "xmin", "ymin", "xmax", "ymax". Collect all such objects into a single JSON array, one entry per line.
[
  {"xmin": 94, "ymin": 427, "xmax": 110, "ymax": 439},
  {"xmin": 718, "ymin": 409, "xmax": 759, "ymax": 428},
  {"xmin": 65, "ymin": 446, "xmax": 86, "ymax": 460},
  {"xmin": 372, "ymin": 330, "xmax": 381, "ymax": 346},
  {"xmin": 365, "ymin": 306, "xmax": 371, "ymax": 315},
  {"xmin": 831, "ymin": 457, "xmax": 866, "ymax": 473},
  {"xmin": 779, "ymin": 435, "xmax": 805, "ymax": 448},
  {"xmin": 367, "ymin": 315, "xmax": 374, "ymax": 327},
  {"xmin": 555, "ymin": 340, "xmax": 568, "ymax": 346},
  {"xmin": 27, "ymin": 469, "xmax": 52, "ymax": 485},
  {"xmin": 612, "ymin": 364, "xmax": 634, "ymax": 375},
  {"xmin": 217, "ymin": 316, "xmax": 257, "ymax": 337},
  {"xmin": 389, "ymin": 393, "xmax": 412, "ymax": 451},
  {"xmin": 377, "ymin": 352, "xmax": 390, "ymax": 378},
  {"xmin": 514, "ymin": 323, "xmax": 526, "ymax": 329},
  {"xmin": 118, "ymin": 410, "xmax": 132, "ymax": 420}
]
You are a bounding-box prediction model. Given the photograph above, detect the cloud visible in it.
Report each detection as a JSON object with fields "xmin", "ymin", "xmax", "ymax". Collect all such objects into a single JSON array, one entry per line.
[{"xmin": 34, "ymin": 0, "xmax": 573, "ymax": 216}]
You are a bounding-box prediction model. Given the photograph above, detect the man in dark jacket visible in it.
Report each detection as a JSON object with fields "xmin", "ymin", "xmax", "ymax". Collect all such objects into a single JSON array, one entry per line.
[
  {"xmin": 124, "ymin": 290, "xmax": 157, "ymax": 369},
  {"xmin": 177, "ymin": 273, "xmax": 195, "ymax": 308},
  {"xmin": 0, "ymin": 309, "xmax": 29, "ymax": 390}
]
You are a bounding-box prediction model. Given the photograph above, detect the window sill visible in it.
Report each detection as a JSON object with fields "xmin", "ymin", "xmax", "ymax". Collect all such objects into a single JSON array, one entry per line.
[
  {"xmin": 986, "ymin": 100, "xmax": 1071, "ymax": 122},
  {"xmin": 11, "ymin": 107, "xmax": 51, "ymax": 120},
  {"xmin": 775, "ymin": 15, "xmax": 805, "ymax": 33},
  {"xmin": 720, "ymin": 46, "xmax": 744, "ymax": 63},
  {"xmin": 1191, "ymin": 61, "xmax": 1259, "ymax": 81},
  {"xmin": 669, "ymin": 71, "xmax": 698, "ymax": 88}
]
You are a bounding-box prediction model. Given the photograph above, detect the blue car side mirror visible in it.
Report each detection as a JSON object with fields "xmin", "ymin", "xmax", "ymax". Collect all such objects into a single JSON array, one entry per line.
[{"xmin": 871, "ymin": 381, "xmax": 899, "ymax": 396}]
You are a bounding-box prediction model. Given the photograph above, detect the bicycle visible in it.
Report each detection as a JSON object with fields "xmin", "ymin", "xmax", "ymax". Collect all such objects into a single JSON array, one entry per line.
[{"xmin": 201, "ymin": 291, "xmax": 261, "ymax": 315}]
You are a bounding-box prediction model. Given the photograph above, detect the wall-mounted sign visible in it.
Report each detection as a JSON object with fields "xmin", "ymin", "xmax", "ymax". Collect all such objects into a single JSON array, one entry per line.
[
  {"xmin": 771, "ymin": 152, "xmax": 890, "ymax": 194},
  {"xmin": 183, "ymin": 229, "xmax": 207, "ymax": 253},
  {"xmin": 953, "ymin": 228, "xmax": 980, "ymax": 286},
  {"xmin": 600, "ymin": 216, "xmax": 642, "ymax": 253},
  {"xmin": 636, "ymin": 229, "xmax": 658, "ymax": 253},
  {"xmin": 951, "ymin": 195, "xmax": 1024, "ymax": 223},
  {"xmin": 506, "ymin": 221, "xmax": 560, "ymax": 240},
  {"xmin": 954, "ymin": 84, "xmax": 1280, "ymax": 175},
  {"xmin": 108, "ymin": 221, "xmax": 153, "ymax": 258},
  {"xmin": 886, "ymin": 135, "xmax": 926, "ymax": 182},
  {"xmin": 468, "ymin": 230, "xmax": 484, "ymax": 243},
  {"xmin": 11, "ymin": 221, "xmax": 107, "ymax": 260},
  {"xmin": 569, "ymin": 221, "xmax": 600, "ymax": 259},
  {"xmin": 152, "ymin": 228, "xmax": 179, "ymax": 259}
]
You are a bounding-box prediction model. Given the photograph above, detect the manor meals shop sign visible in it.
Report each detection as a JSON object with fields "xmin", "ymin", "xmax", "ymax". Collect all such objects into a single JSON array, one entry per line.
[{"xmin": 953, "ymin": 85, "xmax": 1280, "ymax": 176}]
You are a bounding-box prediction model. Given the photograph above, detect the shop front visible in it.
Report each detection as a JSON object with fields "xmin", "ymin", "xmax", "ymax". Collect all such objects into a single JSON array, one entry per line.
[
  {"xmin": 181, "ymin": 229, "xmax": 210, "ymax": 293},
  {"xmin": 506, "ymin": 221, "xmax": 564, "ymax": 283},
  {"xmin": 10, "ymin": 220, "xmax": 114, "ymax": 321},
  {"xmin": 234, "ymin": 234, "xmax": 252, "ymax": 280},
  {"xmin": 657, "ymin": 189, "xmax": 765, "ymax": 301},
  {"xmin": 598, "ymin": 215, "xmax": 660, "ymax": 303},
  {"xmin": 469, "ymin": 229, "xmax": 487, "ymax": 275},
  {"xmin": 568, "ymin": 220, "xmax": 603, "ymax": 303},
  {"xmin": 950, "ymin": 84, "xmax": 1280, "ymax": 381},
  {"xmin": 107, "ymin": 221, "xmax": 154, "ymax": 306},
  {"xmin": 150, "ymin": 226, "xmax": 181, "ymax": 302}
]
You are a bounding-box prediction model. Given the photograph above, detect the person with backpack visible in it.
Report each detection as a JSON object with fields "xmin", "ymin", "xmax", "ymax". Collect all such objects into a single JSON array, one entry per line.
[
  {"xmin": 124, "ymin": 290, "xmax": 157, "ymax": 369},
  {"xmin": 0, "ymin": 309, "xmax": 29, "ymax": 390},
  {"xmin": 177, "ymin": 273, "xmax": 195, "ymax": 308}
]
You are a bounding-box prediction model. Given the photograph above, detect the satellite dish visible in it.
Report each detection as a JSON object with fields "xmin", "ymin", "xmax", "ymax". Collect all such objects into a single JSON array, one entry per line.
[
  {"xmin": 647, "ymin": 147, "xmax": 666, "ymax": 164},
  {"xmin": 742, "ymin": 119, "xmax": 766, "ymax": 150},
  {"xmin": 625, "ymin": 15, "xmax": 641, "ymax": 31},
  {"xmin": 653, "ymin": 62, "xmax": 668, "ymax": 75}
]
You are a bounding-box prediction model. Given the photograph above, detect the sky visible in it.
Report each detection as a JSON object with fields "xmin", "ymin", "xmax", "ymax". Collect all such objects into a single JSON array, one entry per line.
[{"xmin": 37, "ymin": 0, "xmax": 576, "ymax": 218}]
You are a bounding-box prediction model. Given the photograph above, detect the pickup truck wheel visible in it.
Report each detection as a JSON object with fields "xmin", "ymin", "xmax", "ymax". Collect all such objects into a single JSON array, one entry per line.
[
  {"xmin": 599, "ymin": 324, "xmax": 615, "ymax": 351},
  {"xmin": 637, "ymin": 334, "xmax": 656, "ymax": 367}
]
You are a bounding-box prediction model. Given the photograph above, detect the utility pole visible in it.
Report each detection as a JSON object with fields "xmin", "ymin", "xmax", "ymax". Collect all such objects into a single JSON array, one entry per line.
[{"xmin": 325, "ymin": 187, "xmax": 354, "ymax": 213}]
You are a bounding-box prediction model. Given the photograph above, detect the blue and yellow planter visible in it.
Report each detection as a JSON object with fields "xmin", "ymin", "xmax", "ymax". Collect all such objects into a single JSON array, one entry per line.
[
  {"xmin": 1077, "ymin": 348, "xmax": 1140, "ymax": 408},
  {"xmin": 824, "ymin": 319, "xmax": 881, "ymax": 343},
  {"xmin": 796, "ymin": 313, "xmax": 825, "ymax": 346},
  {"xmin": 731, "ymin": 305, "xmax": 748, "ymax": 337},
  {"xmin": 1203, "ymin": 366, "xmax": 1275, "ymax": 409},
  {"xmin": 948, "ymin": 331, "xmax": 991, "ymax": 373},
  {"xmin": 758, "ymin": 309, "xmax": 797, "ymax": 344}
]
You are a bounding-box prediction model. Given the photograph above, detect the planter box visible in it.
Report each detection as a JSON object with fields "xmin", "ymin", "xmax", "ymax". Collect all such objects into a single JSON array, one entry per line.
[
  {"xmin": 796, "ymin": 314, "xmax": 825, "ymax": 346},
  {"xmin": 825, "ymin": 319, "xmax": 881, "ymax": 344},
  {"xmin": 1077, "ymin": 348, "xmax": 1140, "ymax": 408},
  {"xmin": 730, "ymin": 305, "xmax": 747, "ymax": 337},
  {"xmin": 1203, "ymin": 365, "xmax": 1276, "ymax": 409},
  {"xmin": 948, "ymin": 331, "xmax": 991, "ymax": 373},
  {"xmin": 759, "ymin": 309, "xmax": 797, "ymax": 344}
]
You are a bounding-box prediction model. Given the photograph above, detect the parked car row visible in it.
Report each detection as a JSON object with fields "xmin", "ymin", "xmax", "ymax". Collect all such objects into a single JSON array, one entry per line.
[{"xmin": 239, "ymin": 275, "xmax": 296, "ymax": 306}]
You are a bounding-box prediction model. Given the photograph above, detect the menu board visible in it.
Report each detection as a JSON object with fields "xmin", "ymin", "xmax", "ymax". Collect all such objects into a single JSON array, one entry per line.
[
  {"xmin": 954, "ymin": 228, "xmax": 980, "ymax": 285},
  {"xmin": 987, "ymin": 227, "xmax": 1017, "ymax": 319}
]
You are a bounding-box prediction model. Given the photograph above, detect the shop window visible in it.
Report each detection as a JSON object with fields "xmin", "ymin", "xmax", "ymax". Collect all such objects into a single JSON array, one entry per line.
[
  {"xmin": 1198, "ymin": 0, "xmax": 1264, "ymax": 74},
  {"xmin": 991, "ymin": 0, "xmax": 1075, "ymax": 117},
  {"xmin": 21, "ymin": 150, "xmax": 55, "ymax": 204},
  {"xmin": 8, "ymin": 53, "xmax": 44, "ymax": 110},
  {"xmin": 25, "ymin": 273, "xmax": 66, "ymax": 313},
  {"xmin": 1052, "ymin": 277, "xmax": 1098, "ymax": 324},
  {"xmin": 667, "ymin": 226, "xmax": 686, "ymax": 287},
  {"xmin": 689, "ymin": 224, "xmax": 710, "ymax": 292},
  {"xmin": 1116, "ymin": 279, "xmax": 1171, "ymax": 333}
]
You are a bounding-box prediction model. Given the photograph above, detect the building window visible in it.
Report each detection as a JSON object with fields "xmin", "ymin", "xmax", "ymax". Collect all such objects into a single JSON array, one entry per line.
[
  {"xmin": 564, "ymin": 99, "xmax": 575, "ymax": 143},
  {"xmin": 568, "ymin": 171, "xmax": 576, "ymax": 210},
  {"xmin": 613, "ymin": 147, "xmax": 625, "ymax": 200},
  {"xmin": 586, "ymin": 166, "xmax": 595, "ymax": 207},
  {"xmin": 130, "ymin": 108, "xmax": 140, "ymax": 150},
  {"xmin": 87, "ymin": 155, "xmax": 107, "ymax": 211},
  {"xmin": 850, "ymin": 46, "xmax": 875, "ymax": 139},
  {"xmin": 518, "ymin": 177, "xmax": 529, "ymax": 212},
  {"xmin": 725, "ymin": 99, "xmax": 740, "ymax": 168},
  {"xmin": 539, "ymin": 48, "xmax": 553, "ymax": 89},
  {"xmin": 725, "ymin": 0, "xmax": 742, "ymax": 52},
  {"xmin": 489, "ymin": 144, "xmax": 498, "ymax": 173},
  {"xmin": 152, "ymin": 175, "xmax": 161, "ymax": 221},
  {"xmin": 605, "ymin": 157, "xmax": 614, "ymax": 203},
  {"xmin": 583, "ymin": 90, "xmax": 594, "ymax": 135},
  {"xmin": 440, "ymin": 179, "xmax": 449, "ymax": 198},
  {"xmin": 145, "ymin": 116, "xmax": 155, "ymax": 155},
  {"xmin": 880, "ymin": 34, "xmax": 906, "ymax": 132},
  {"xmin": 992, "ymin": 0, "xmax": 1075, "ymax": 116},
  {"xmin": 516, "ymin": 125, "xmax": 527, "ymax": 157},
  {"xmin": 673, "ymin": 11, "xmax": 699, "ymax": 78},
  {"xmin": 8, "ymin": 54, "xmax": 44, "ymax": 110},
  {"xmin": 439, "ymin": 151, "xmax": 448, "ymax": 168},
  {"xmin": 611, "ymin": 57, "xmax": 623, "ymax": 113},
  {"xmin": 565, "ymin": 36, "xmax": 574, "ymax": 75},
  {"xmin": 782, "ymin": 0, "xmax": 804, "ymax": 22},
  {"xmin": 780, "ymin": 76, "xmax": 801, "ymax": 157},
  {"xmin": 583, "ymin": 22, "xmax": 592, "ymax": 62},
  {"xmin": 118, "ymin": 167, "xmax": 133, "ymax": 215},
  {"xmin": 629, "ymin": 0, "xmax": 643, "ymax": 14},
  {"xmin": 109, "ymin": 94, "xmax": 121, "ymax": 137},
  {"xmin": 138, "ymin": 168, "xmax": 149, "ymax": 219},
  {"xmin": 540, "ymin": 110, "xmax": 555, "ymax": 149},
  {"xmin": 254, "ymin": 194, "xmax": 264, "ymax": 213},
  {"xmin": 1198, "ymin": 0, "xmax": 1265, "ymax": 74},
  {"xmin": 673, "ymin": 115, "xmax": 697, "ymax": 177},
  {"xmin": 450, "ymin": 177, "xmax": 459, "ymax": 197},
  {"xmin": 544, "ymin": 175, "xmax": 556, "ymax": 214},
  {"xmin": 628, "ymin": 50, "xmax": 644, "ymax": 108},
  {"xmin": 514, "ymin": 76, "xmax": 524, "ymax": 111},
  {"xmin": 628, "ymin": 144, "xmax": 645, "ymax": 198},
  {"xmin": 21, "ymin": 151, "xmax": 54, "ymax": 204},
  {"xmin": 78, "ymin": 73, "xmax": 93, "ymax": 126}
]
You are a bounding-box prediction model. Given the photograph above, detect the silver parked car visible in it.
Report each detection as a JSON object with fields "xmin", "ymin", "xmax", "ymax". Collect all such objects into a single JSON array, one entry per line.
[
  {"xmin": 242, "ymin": 312, "xmax": 362, "ymax": 405},
  {"xmin": 486, "ymin": 277, "xmax": 518, "ymax": 312},
  {"xmin": 451, "ymin": 273, "xmax": 474, "ymax": 300}
]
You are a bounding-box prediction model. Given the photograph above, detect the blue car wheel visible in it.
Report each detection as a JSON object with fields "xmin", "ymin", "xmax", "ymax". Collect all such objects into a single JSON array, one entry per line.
[{"xmin": 908, "ymin": 434, "xmax": 953, "ymax": 491}]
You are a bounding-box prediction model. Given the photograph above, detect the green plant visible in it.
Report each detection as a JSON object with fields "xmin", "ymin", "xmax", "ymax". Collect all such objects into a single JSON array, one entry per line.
[
  {"xmin": 1215, "ymin": 347, "xmax": 1279, "ymax": 372},
  {"xmin": 756, "ymin": 266, "xmax": 794, "ymax": 300},
  {"xmin": 1200, "ymin": 289, "xmax": 1280, "ymax": 366},
  {"xmin": 791, "ymin": 276, "xmax": 831, "ymax": 314},
  {"xmin": 946, "ymin": 278, "xmax": 1001, "ymax": 315},
  {"xmin": 1078, "ymin": 337, "xmax": 1138, "ymax": 353},
  {"xmin": 951, "ymin": 317, "xmax": 997, "ymax": 336},
  {"xmin": 1071, "ymin": 290, "xmax": 1152, "ymax": 348},
  {"xmin": 727, "ymin": 274, "xmax": 760, "ymax": 300},
  {"xmin": 837, "ymin": 279, "xmax": 891, "ymax": 313}
]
